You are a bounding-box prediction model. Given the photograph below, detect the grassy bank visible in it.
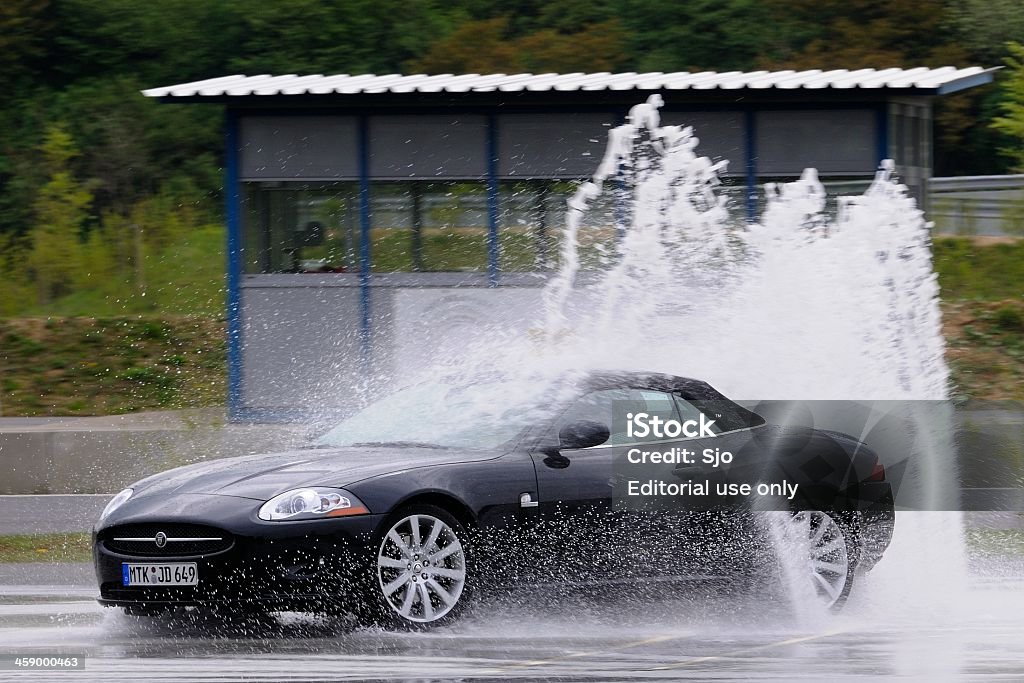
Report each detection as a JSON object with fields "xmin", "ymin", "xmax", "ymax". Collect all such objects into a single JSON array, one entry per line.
[
  {"xmin": 935, "ymin": 237, "xmax": 1024, "ymax": 402},
  {"xmin": 0, "ymin": 533, "xmax": 91, "ymax": 563},
  {"xmin": 945, "ymin": 299, "xmax": 1024, "ymax": 401},
  {"xmin": 0, "ymin": 237, "xmax": 1021, "ymax": 416},
  {"xmin": 0, "ymin": 316, "xmax": 225, "ymax": 416},
  {"xmin": 933, "ymin": 237, "xmax": 1024, "ymax": 301}
]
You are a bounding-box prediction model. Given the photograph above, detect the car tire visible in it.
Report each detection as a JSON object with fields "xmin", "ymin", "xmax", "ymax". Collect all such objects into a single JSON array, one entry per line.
[
  {"xmin": 780, "ymin": 510, "xmax": 857, "ymax": 611},
  {"xmin": 365, "ymin": 504, "xmax": 472, "ymax": 629}
]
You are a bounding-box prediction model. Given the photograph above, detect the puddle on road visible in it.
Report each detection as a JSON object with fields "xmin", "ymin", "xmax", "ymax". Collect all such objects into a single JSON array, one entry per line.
[{"xmin": 1, "ymin": 570, "xmax": 1023, "ymax": 681}]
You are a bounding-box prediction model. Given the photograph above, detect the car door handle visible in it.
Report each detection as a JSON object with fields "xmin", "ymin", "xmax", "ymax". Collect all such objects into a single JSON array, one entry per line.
[{"xmin": 519, "ymin": 493, "xmax": 539, "ymax": 508}]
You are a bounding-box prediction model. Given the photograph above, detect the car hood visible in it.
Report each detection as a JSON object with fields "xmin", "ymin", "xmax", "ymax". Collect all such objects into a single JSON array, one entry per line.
[{"xmin": 128, "ymin": 446, "xmax": 500, "ymax": 501}]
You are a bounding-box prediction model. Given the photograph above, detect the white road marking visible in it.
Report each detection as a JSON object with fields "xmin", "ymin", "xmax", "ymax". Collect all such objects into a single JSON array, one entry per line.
[{"xmin": 647, "ymin": 629, "xmax": 848, "ymax": 670}]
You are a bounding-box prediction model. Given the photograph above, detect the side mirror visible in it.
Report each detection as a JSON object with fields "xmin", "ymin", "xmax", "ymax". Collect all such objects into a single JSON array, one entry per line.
[{"xmin": 558, "ymin": 420, "xmax": 610, "ymax": 450}]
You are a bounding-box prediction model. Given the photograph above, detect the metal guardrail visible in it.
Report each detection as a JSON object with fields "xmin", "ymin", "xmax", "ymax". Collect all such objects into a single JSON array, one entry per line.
[{"xmin": 929, "ymin": 174, "xmax": 1024, "ymax": 236}]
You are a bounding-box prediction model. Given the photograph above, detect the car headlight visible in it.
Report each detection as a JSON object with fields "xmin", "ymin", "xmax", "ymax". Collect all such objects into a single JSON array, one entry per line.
[
  {"xmin": 258, "ymin": 487, "xmax": 370, "ymax": 521},
  {"xmin": 100, "ymin": 488, "xmax": 133, "ymax": 522}
]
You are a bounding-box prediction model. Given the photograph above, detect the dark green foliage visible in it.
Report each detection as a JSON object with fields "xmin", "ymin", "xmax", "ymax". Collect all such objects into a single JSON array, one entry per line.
[
  {"xmin": 0, "ymin": 1, "xmax": 1019, "ymax": 320},
  {"xmin": 993, "ymin": 42, "xmax": 1024, "ymax": 172},
  {"xmin": 994, "ymin": 305, "xmax": 1024, "ymax": 331},
  {"xmin": 617, "ymin": 0, "xmax": 782, "ymax": 72},
  {"xmin": 228, "ymin": 0, "xmax": 463, "ymax": 75},
  {"xmin": 932, "ymin": 238, "xmax": 1024, "ymax": 301},
  {"xmin": 0, "ymin": 316, "xmax": 226, "ymax": 416}
]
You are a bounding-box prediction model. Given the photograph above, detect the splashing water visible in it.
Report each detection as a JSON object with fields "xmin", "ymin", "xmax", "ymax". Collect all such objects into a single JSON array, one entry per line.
[
  {"xmin": 533, "ymin": 95, "xmax": 963, "ymax": 621},
  {"xmin": 408, "ymin": 94, "xmax": 965, "ymax": 621},
  {"xmin": 536, "ymin": 95, "xmax": 948, "ymax": 401}
]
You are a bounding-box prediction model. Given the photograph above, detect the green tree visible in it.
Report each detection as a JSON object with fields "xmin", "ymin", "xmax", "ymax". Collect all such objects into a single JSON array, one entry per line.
[
  {"xmin": 992, "ymin": 43, "xmax": 1024, "ymax": 172},
  {"xmin": 26, "ymin": 125, "xmax": 94, "ymax": 304},
  {"xmin": 231, "ymin": 0, "xmax": 462, "ymax": 75},
  {"xmin": 616, "ymin": 0, "xmax": 781, "ymax": 72},
  {"xmin": 946, "ymin": 0, "xmax": 1024, "ymax": 67},
  {"xmin": 412, "ymin": 17, "xmax": 520, "ymax": 73},
  {"xmin": 0, "ymin": 0, "xmax": 52, "ymax": 90},
  {"xmin": 51, "ymin": 75, "xmax": 222, "ymax": 218},
  {"xmin": 52, "ymin": 0, "xmax": 245, "ymax": 86},
  {"xmin": 759, "ymin": 0, "xmax": 958, "ymax": 69},
  {"xmin": 0, "ymin": 232, "xmax": 33, "ymax": 316},
  {"xmin": 411, "ymin": 16, "xmax": 629, "ymax": 73}
]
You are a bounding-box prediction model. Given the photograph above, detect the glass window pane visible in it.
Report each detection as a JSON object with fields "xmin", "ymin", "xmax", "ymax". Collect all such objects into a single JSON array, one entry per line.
[
  {"xmin": 420, "ymin": 182, "xmax": 488, "ymax": 272},
  {"xmin": 370, "ymin": 183, "xmax": 415, "ymax": 272},
  {"xmin": 760, "ymin": 176, "xmax": 875, "ymax": 221},
  {"xmin": 499, "ymin": 181, "xmax": 548, "ymax": 272},
  {"xmin": 242, "ymin": 182, "xmax": 359, "ymax": 274},
  {"xmin": 495, "ymin": 181, "xmax": 598, "ymax": 272},
  {"xmin": 296, "ymin": 190, "xmax": 360, "ymax": 272},
  {"xmin": 549, "ymin": 389, "xmax": 678, "ymax": 446},
  {"xmin": 370, "ymin": 182, "xmax": 489, "ymax": 272},
  {"xmin": 575, "ymin": 181, "xmax": 620, "ymax": 271},
  {"xmin": 674, "ymin": 394, "xmax": 765, "ymax": 433}
]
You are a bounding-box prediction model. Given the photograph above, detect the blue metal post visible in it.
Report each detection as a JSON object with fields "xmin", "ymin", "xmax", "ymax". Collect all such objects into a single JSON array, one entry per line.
[
  {"xmin": 358, "ymin": 115, "xmax": 372, "ymax": 366},
  {"xmin": 876, "ymin": 104, "xmax": 889, "ymax": 165},
  {"xmin": 744, "ymin": 109, "xmax": 758, "ymax": 223},
  {"xmin": 224, "ymin": 110, "xmax": 244, "ymax": 420},
  {"xmin": 614, "ymin": 109, "xmax": 628, "ymax": 245},
  {"xmin": 486, "ymin": 113, "xmax": 500, "ymax": 287}
]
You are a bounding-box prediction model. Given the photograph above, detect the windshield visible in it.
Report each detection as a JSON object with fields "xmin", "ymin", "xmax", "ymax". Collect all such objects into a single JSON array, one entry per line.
[{"xmin": 316, "ymin": 381, "xmax": 544, "ymax": 450}]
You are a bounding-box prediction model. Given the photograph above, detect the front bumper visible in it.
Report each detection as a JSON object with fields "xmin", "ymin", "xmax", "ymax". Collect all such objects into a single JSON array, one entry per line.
[{"xmin": 95, "ymin": 503, "xmax": 385, "ymax": 612}]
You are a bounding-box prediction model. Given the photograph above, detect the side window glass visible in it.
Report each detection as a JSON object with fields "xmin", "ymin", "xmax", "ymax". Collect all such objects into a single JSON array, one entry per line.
[
  {"xmin": 551, "ymin": 389, "xmax": 628, "ymax": 444},
  {"xmin": 609, "ymin": 390, "xmax": 679, "ymax": 445},
  {"xmin": 673, "ymin": 395, "xmax": 723, "ymax": 436},
  {"xmin": 674, "ymin": 394, "xmax": 765, "ymax": 433},
  {"xmin": 549, "ymin": 388, "xmax": 679, "ymax": 447}
]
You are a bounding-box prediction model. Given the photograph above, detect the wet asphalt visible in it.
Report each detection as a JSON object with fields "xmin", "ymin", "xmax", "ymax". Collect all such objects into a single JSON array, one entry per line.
[{"xmin": 0, "ymin": 559, "xmax": 1022, "ymax": 682}]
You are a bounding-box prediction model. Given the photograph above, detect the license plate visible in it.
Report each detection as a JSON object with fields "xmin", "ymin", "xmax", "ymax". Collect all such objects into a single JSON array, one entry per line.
[{"xmin": 122, "ymin": 563, "xmax": 198, "ymax": 586}]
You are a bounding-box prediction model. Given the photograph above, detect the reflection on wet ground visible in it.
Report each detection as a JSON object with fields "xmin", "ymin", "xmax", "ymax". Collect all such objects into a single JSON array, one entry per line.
[{"xmin": 1, "ymin": 567, "xmax": 1023, "ymax": 682}]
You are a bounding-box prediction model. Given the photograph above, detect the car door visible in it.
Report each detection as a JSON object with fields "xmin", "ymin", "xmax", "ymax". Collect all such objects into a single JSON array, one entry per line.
[
  {"xmin": 649, "ymin": 390, "xmax": 772, "ymax": 574},
  {"xmin": 670, "ymin": 389, "xmax": 767, "ymax": 503},
  {"xmin": 528, "ymin": 388, "xmax": 681, "ymax": 582}
]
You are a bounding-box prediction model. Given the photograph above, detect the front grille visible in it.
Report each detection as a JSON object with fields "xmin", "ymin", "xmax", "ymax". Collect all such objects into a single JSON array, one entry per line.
[{"xmin": 101, "ymin": 522, "xmax": 233, "ymax": 556}]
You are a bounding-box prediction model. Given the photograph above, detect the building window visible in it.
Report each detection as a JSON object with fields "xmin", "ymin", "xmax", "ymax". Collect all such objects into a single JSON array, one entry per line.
[
  {"xmin": 242, "ymin": 182, "xmax": 359, "ymax": 274},
  {"xmin": 243, "ymin": 177, "xmax": 768, "ymax": 274},
  {"xmin": 759, "ymin": 176, "xmax": 875, "ymax": 220},
  {"xmin": 499, "ymin": 179, "xmax": 629, "ymax": 271},
  {"xmin": 499, "ymin": 181, "xmax": 571, "ymax": 271},
  {"xmin": 371, "ymin": 181, "xmax": 489, "ymax": 272}
]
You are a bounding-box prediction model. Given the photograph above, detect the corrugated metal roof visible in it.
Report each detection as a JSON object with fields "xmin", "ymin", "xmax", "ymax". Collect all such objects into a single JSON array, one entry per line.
[{"xmin": 142, "ymin": 67, "xmax": 997, "ymax": 99}]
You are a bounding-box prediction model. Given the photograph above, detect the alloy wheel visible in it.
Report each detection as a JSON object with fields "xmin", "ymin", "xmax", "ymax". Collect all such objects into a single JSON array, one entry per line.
[
  {"xmin": 376, "ymin": 513, "xmax": 467, "ymax": 623},
  {"xmin": 787, "ymin": 511, "xmax": 851, "ymax": 608}
]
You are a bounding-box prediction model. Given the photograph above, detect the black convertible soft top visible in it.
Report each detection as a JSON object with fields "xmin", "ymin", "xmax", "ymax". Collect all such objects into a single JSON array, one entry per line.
[{"xmin": 579, "ymin": 371, "xmax": 717, "ymax": 397}]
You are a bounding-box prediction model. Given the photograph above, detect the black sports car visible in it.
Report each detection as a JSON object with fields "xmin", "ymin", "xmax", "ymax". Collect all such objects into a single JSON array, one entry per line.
[{"xmin": 94, "ymin": 372, "xmax": 894, "ymax": 627}]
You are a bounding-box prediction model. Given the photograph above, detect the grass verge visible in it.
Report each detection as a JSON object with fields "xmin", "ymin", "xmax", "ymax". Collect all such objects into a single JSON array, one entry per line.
[
  {"xmin": 0, "ymin": 315, "xmax": 226, "ymax": 416},
  {"xmin": 0, "ymin": 237, "xmax": 1021, "ymax": 416},
  {"xmin": 944, "ymin": 299, "xmax": 1024, "ymax": 401},
  {"xmin": 0, "ymin": 533, "xmax": 92, "ymax": 563},
  {"xmin": 933, "ymin": 237, "xmax": 1024, "ymax": 301}
]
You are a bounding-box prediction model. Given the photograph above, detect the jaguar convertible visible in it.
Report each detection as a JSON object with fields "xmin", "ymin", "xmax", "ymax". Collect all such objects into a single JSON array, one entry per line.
[{"xmin": 94, "ymin": 372, "xmax": 894, "ymax": 627}]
